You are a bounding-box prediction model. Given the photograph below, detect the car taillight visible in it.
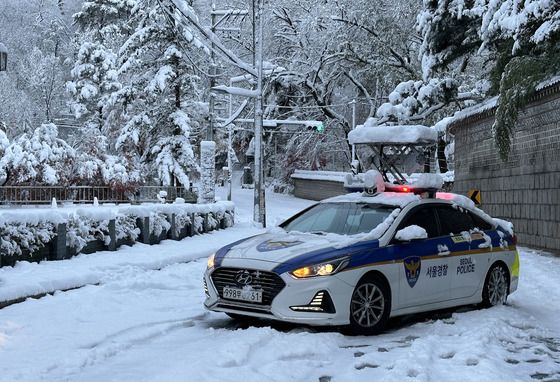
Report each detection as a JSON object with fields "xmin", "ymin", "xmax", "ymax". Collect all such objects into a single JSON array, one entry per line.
[{"xmin": 512, "ymin": 235, "xmax": 517, "ymax": 245}]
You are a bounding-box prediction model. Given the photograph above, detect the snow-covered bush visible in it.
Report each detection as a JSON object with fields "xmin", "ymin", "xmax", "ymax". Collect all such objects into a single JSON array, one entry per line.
[
  {"xmin": 174, "ymin": 212, "xmax": 192, "ymax": 237},
  {"xmin": 193, "ymin": 214, "xmax": 204, "ymax": 235},
  {"xmin": 206, "ymin": 213, "xmax": 219, "ymax": 231},
  {"xmin": 65, "ymin": 215, "xmax": 91, "ymax": 252},
  {"xmin": 149, "ymin": 212, "xmax": 171, "ymax": 238},
  {"xmin": 0, "ymin": 221, "xmax": 56, "ymax": 256},
  {"xmin": 115, "ymin": 214, "xmax": 140, "ymax": 243},
  {"xmin": 66, "ymin": 213, "xmax": 141, "ymax": 252}
]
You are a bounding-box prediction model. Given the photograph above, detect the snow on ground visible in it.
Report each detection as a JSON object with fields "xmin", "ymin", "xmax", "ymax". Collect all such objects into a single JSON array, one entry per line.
[{"xmin": 0, "ymin": 183, "xmax": 559, "ymax": 382}]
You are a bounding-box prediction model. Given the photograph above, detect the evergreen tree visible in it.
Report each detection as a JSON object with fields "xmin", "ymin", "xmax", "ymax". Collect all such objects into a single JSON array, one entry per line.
[{"xmin": 114, "ymin": 0, "xmax": 206, "ymax": 187}]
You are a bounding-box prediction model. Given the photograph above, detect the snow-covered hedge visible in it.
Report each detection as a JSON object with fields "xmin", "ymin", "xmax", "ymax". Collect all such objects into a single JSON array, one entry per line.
[{"xmin": 0, "ymin": 201, "xmax": 235, "ymax": 259}]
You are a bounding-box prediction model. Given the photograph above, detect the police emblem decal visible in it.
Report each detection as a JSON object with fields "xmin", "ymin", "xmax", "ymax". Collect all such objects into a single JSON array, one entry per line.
[
  {"xmin": 403, "ymin": 256, "xmax": 422, "ymax": 288},
  {"xmin": 256, "ymin": 240, "xmax": 303, "ymax": 252}
]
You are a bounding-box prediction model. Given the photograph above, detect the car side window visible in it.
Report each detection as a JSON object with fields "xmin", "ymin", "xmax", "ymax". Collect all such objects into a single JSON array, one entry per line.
[
  {"xmin": 470, "ymin": 212, "xmax": 493, "ymax": 231},
  {"xmin": 436, "ymin": 206, "xmax": 476, "ymax": 235},
  {"xmin": 399, "ymin": 206, "xmax": 439, "ymax": 238}
]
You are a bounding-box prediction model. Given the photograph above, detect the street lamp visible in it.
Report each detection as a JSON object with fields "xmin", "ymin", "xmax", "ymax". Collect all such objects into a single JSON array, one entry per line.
[{"xmin": 0, "ymin": 43, "xmax": 7, "ymax": 72}]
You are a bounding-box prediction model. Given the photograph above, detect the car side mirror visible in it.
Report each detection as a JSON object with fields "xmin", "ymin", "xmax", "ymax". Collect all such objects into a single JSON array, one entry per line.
[{"xmin": 395, "ymin": 225, "xmax": 428, "ymax": 242}]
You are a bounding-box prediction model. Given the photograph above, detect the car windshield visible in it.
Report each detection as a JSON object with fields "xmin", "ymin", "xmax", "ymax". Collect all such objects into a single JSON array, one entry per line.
[{"xmin": 281, "ymin": 202, "xmax": 395, "ymax": 236}]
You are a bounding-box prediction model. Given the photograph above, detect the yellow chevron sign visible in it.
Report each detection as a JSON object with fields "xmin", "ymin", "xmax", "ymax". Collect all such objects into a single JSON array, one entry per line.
[{"xmin": 468, "ymin": 189, "xmax": 481, "ymax": 205}]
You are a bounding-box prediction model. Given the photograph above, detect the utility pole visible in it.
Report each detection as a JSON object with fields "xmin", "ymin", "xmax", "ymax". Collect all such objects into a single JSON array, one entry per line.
[{"xmin": 253, "ymin": 0, "xmax": 266, "ymax": 226}]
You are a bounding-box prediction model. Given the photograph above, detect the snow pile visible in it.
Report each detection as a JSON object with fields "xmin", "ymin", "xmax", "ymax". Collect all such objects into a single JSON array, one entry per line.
[
  {"xmin": 411, "ymin": 173, "xmax": 444, "ymax": 189},
  {"xmin": 348, "ymin": 120, "xmax": 437, "ymax": 145},
  {"xmin": 395, "ymin": 225, "xmax": 428, "ymax": 241},
  {"xmin": 440, "ymin": 170, "xmax": 455, "ymax": 182}
]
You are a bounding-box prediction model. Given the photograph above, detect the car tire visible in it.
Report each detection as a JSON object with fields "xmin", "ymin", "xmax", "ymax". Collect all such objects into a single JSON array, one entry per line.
[
  {"xmin": 481, "ymin": 263, "xmax": 509, "ymax": 308},
  {"xmin": 348, "ymin": 275, "xmax": 391, "ymax": 335}
]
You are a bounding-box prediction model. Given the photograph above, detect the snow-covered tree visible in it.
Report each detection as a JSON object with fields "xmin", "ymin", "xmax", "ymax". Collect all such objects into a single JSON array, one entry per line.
[
  {"xmin": 0, "ymin": 123, "xmax": 75, "ymax": 185},
  {"xmin": 411, "ymin": 0, "xmax": 560, "ymax": 159},
  {"xmin": 113, "ymin": 0, "xmax": 207, "ymax": 186},
  {"xmin": 67, "ymin": 42, "xmax": 121, "ymax": 129}
]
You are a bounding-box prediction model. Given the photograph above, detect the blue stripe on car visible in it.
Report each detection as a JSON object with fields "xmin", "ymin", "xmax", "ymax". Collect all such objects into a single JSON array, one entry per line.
[
  {"xmin": 214, "ymin": 235, "xmax": 260, "ymax": 267},
  {"xmin": 270, "ymin": 230, "xmax": 511, "ymax": 275}
]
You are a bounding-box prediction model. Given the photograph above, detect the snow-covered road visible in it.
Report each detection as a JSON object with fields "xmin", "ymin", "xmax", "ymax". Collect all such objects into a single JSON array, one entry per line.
[{"xmin": 1, "ymin": 188, "xmax": 559, "ymax": 382}]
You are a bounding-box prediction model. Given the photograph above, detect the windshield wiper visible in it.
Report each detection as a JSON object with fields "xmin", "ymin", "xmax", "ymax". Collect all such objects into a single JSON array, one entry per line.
[{"xmin": 310, "ymin": 231, "xmax": 326, "ymax": 236}]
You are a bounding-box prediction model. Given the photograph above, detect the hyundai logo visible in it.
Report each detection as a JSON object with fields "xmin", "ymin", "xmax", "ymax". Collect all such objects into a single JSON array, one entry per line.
[{"xmin": 235, "ymin": 270, "xmax": 253, "ymax": 286}]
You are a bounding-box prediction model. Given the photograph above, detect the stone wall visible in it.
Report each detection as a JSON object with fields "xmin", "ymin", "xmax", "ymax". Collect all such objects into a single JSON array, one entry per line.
[{"xmin": 450, "ymin": 83, "xmax": 560, "ymax": 252}]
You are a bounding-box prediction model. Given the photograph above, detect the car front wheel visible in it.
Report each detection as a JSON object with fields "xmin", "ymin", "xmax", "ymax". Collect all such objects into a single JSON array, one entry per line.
[
  {"xmin": 348, "ymin": 275, "xmax": 391, "ymax": 335},
  {"xmin": 482, "ymin": 263, "xmax": 509, "ymax": 307}
]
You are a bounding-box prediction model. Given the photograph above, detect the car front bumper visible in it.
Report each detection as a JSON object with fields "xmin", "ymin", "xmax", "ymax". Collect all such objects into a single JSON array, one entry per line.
[{"xmin": 203, "ymin": 264, "xmax": 355, "ymax": 326}]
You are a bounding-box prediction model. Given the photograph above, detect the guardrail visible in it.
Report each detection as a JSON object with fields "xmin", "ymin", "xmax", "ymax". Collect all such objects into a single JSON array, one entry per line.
[{"xmin": 0, "ymin": 186, "xmax": 198, "ymax": 205}]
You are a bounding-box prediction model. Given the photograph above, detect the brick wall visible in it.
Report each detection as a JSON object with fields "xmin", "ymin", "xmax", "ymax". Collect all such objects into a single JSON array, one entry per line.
[{"xmin": 451, "ymin": 85, "xmax": 560, "ymax": 252}]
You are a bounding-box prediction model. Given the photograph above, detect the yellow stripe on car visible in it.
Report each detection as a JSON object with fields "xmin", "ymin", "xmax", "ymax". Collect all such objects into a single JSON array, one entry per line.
[{"xmin": 512, "ymin": 250, "xmax": 520, "ymax": 277}]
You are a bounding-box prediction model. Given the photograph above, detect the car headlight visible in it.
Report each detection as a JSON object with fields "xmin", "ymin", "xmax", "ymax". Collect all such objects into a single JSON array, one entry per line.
[
  {"xmin": 207, "ymin": 253, "xmax": 215, "ymax": 269},
  {"xmin": 290, "ymin": 257, "xmax": 350, "ymax": 278}
]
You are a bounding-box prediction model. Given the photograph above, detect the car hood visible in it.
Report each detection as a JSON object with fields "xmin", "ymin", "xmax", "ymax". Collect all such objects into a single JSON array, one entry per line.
[{"xmin": 223, "ymin": 231, "xmax": 341, "ymax": 264}]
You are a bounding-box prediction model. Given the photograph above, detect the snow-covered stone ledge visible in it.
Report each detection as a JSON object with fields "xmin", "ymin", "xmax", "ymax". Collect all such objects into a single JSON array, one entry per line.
[{"xmin": 0, "ymin": 201, "xmax": 235, "ymax": 268}]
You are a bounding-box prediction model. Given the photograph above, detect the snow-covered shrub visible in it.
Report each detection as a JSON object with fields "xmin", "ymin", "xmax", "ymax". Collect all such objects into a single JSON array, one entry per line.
[
  {"xmin": 66, "ymin": 213, "xmax": 140, "ymax": 252},
  {"xmin": 223, "ymin": 211, "xmax": 234, "ymax": 228},
  {"xmin": 65, "ymin": 215, "xmax": 91, "ymax": 252},
  {"xmin": 174, "ymin": 212, "xmax": 192, "ymax": 237},
  {"xmin": 207, "ymin": 213, "xmax": 219, "ymax": 231},
  {"xmin": 0, "ymin": 221, "xmax": 56, "ymax": 256},
  {"xmin": 193, "ymin": 214, "xmax": 204, "ymax": 234},
  {"xmin": 149, "ymin": 212, "xmax": 171, "ymax": 237},
  {"xmin": 115, "ymin": 214, "xmax": 140, "ymax": 242}
]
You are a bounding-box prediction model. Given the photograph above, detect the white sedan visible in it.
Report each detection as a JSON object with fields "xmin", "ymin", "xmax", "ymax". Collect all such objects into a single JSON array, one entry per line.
[{"xmin": 203, "ymin": 190, "xmax": 519, "ymax": 334}]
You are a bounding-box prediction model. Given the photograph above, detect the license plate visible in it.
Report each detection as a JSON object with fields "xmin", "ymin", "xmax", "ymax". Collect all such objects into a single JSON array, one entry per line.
[{"xmin": 223, "ymin": 286, "xmax": 263, "ymax": 303}]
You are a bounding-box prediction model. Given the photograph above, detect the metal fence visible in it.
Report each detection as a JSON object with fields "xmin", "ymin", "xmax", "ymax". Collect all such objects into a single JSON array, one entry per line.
[{"xmin": 0, "ymin": 186, "xmax": 198, "ymax": 205}]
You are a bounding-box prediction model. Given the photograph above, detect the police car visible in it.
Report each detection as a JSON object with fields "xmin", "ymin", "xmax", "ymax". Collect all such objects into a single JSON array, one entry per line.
[{"xmin": 203, "ymin": 175, "xmax": 519, "ymax": 334}]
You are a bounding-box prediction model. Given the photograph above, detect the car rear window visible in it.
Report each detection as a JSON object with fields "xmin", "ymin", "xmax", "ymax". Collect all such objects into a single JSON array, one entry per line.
[
  {"xmin": 281, "ymin": 202, "xmax": 395, "ymax": 236},
  {"xmin": 436, "ymin": 206, "xmax": 476, "ymax": 235}
]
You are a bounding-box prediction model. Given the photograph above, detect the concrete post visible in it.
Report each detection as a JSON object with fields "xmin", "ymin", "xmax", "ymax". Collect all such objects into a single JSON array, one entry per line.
[
  {"xmin": 136, "ymin": 217, "xmax": 151, "ymax": 244},
  {"xmin": 108, "ymin": 219, "xmax": 117, "ymax": 251},
  {"xmin": 169, "ymin": 214, "xmax": 179, "ymax": 240},
  {"xmin": 51, "ymin": 223, "xmax": 67, "ymax": 260},
  {"xmin": 188, "ymin": 213, "xmax": 194, "ymax": 236}
]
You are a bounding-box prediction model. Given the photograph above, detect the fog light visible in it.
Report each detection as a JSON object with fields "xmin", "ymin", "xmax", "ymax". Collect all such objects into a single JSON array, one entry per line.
[{"xmin": 290, "ymin": 290, "xmax": 335, "ymax": 313}]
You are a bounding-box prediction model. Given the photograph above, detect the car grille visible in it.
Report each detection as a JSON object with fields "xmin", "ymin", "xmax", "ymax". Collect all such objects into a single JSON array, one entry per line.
[{"xmin": 210, "ymin": 267, "xmax": 286, "ymax": 305}]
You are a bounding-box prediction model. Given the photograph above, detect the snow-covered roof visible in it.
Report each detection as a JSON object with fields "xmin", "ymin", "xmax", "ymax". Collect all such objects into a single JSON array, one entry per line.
[
  {"xmin": 292, "ymin": 170, "xmax": 455, "ymax": 184},
  {"xmin": 440, "ymin": 74, "xmax": 560, "ymax": 132},
  {"xmin": 290, "ymin": 170, "xmax": 348, "ymax": 182},
  {"xmin": 348, "ymin": 119, "xmax": 437, "ymax": 145},
  {"xmin": 536, "ymin": 75, "xmax": 560, "ymax": 91}
]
